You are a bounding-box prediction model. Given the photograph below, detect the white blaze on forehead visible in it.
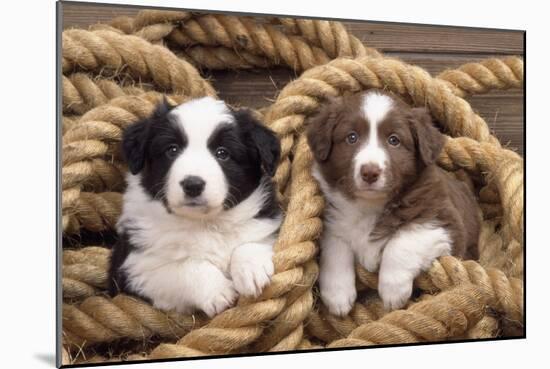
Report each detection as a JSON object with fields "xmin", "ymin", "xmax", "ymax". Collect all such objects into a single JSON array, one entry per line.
[
  {"xmin": 170, "ymin": 96, "xmax": 234, "ymax": 144},
  {"xmin": 353, "ymin": 92, "xmax": 394, "ymax": 189},
  {"xmin": 362, "ymin": 92, "xmax": 394, "ymax": 125},
  {"xmin": 165, "ymin": 97, "xmax": 234, "ymax": 215}
]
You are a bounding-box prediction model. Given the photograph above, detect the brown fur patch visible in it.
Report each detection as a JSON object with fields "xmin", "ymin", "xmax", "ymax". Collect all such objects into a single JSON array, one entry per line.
[
  {"xmin": 306, "ymin": 94, "xmax": 366, "ymax": 199},
  {"xmin": 372, "ymin": 165, "xmax": 480, "ymax": 259}
]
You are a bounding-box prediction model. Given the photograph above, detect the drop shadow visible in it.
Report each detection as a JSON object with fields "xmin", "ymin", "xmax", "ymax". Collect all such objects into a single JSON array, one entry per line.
[{"xmin": 34, "ymin": 353, "xmax": 57, "ymax": 366}]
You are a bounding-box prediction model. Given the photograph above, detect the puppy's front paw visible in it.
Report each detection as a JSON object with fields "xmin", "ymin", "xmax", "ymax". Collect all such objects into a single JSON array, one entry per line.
[
  {"xmin": 378, "ymin": 270, "xmax": 413, "ymax": 311},
  {"xmin": 321, "ymin": 282, "xmax": 357, "ymax": 317},
  {"xmin": 231, "ymin": 244, "xmax": 274, "ymax": 298},
  {"xmin": 199, "ymin": 276, "xmax": 238, "ymax": 318}
]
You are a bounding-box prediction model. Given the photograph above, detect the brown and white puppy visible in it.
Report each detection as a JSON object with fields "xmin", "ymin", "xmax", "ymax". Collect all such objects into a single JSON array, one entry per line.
[{"xmin": 307, "ymin": 90, "xmax": 479, "ymax": 315}]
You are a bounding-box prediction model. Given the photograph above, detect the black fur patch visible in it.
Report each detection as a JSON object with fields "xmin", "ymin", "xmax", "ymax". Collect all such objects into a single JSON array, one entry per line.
[
  {"xmin": 107, "ymin": 231, "xmax": 150, "ymax": 303},
  {"xmin": 121, "ymin": 99, "xmax": 186, "ymax": 204},
  {"xmin": 207, "ymin": 108, "xmax": 281, "ymax": 214},
  {"xmin": 256, "ymin": 178, "xmax": 281, "ymax": 219}
]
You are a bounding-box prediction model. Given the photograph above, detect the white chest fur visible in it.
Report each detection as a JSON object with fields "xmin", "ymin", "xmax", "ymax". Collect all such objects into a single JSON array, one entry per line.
[
  {"xmin": 313, "ymin": 165, "xmax": 385, "ymax": 255},
  {"xmin": 323, "ymin": 195, "xmax": 383, "ymax": 253},
  {"xmin": 117, "ymin": 174, "xmax": 281, "ymax": 315},
  {"xmin": 313, "ymin": 166, "xmax": 452, "ymax": 314}
]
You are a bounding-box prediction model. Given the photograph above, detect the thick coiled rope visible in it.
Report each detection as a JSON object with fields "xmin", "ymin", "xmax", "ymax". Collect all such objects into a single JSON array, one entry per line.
[
  {"xmin": 63, "ymin": 294, "xmax": 208, "ymax": 347},
  {"xmin": 327, "ymin": 285, "xmax": 488, "ymax": 347},
  {"xmin": 62, "ymin": 28, "xmax": 215, "ymax": 97},
  {"xmin": 107, "ymin": 12, "xmax": 381, "ymax": 72},
  {"xmin": 436, "ymin": 56, "xmax": 523, "ymax": 97}
]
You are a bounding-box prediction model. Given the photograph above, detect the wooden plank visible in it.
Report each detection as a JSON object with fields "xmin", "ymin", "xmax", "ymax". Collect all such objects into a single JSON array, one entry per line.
[
  {"xmin": 62, "ymin": 3, "xmax": 139, "ymax": 28},
  {"xmin": 347, "ymin": 22, "xmax": 523, "ymax": 55},
  {"xmin": 469, "ymin": 94, "xmax": 524, "ymax": 156},
  {"xmin": 385, "ymin": 52, "xmax": 525, "ymax": 75}
]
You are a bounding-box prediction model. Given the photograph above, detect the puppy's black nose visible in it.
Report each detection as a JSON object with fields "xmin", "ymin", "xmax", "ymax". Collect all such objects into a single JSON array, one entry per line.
[
  {"xmin": 180, "ymin": 176, "xmax": 205, "ymax": 198},
  {"xmin": 360, "ymin": 164, "xmax": 382, "ymax": 184}
]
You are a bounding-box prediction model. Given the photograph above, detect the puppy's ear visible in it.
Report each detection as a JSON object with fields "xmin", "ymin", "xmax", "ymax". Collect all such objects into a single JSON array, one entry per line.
[
  {"xmin": 408, "ymin": 107, "xmax": 445, "ymax": 166},
  {"xmin": 306, "ymin": 98, "xmax": 340, "ymax": 162},
  {"xmin": 122, "ymin": 98, "xmax": 172, "ymax": 174},
  {"xmin": 235, "ymin": 109, "xmax": 281, "ymax": 177},
  {"xmin": 122, "ymin": 120, "xmax": 148, "ymax": 174}
]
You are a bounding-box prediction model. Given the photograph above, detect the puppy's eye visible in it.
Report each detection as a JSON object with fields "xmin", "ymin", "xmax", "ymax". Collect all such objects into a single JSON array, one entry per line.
[
  {"xmin": 346, "ymin": 131, "xmax": 359, "ymax": 145},
  {"xmin": 165, "ymin": 144, "xmax": 180, "ymax": 158},
  {"xmin": 215, "ymin": 147, "xmax": 230, "ymax": 161},
  {"xmin": 388, "ymin": 134, "xmax": 400, "ymax": 146}
]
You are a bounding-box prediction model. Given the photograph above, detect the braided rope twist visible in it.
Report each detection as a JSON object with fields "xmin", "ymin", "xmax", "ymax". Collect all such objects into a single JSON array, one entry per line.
[
  {"xmin": 354, "ymin": 256, "xmax": 523, "ymax": 323},
  {"xmin": 63, "ymin": 294, "xmax": 208, "ymax": 347},
  {"xmin": 306, "ymin": 246, "xmax": 522, "ymax": 344},
  {"xmin": 305, "ymin": 292, "xmax": 500, "ymax": 344},
  {"xmin": 108, "ymin": 10, "xmax": 191, "ymax": 39},
  {"xmin": 439, "ymin": 138, "xmax": 524, "ymax": 245},
  {"xmin": 63, "ymin": 247, "xmax": 110, "ymax": 300},
  {"xmin": 62, "ymin": 28, "xmax": 215, "ymax": 97},
  {"xmin": 62, "ymin": 115, "xmax": 79, "ymax": 134},
  {"xmin": 180, "ymin": 46, "xmax": 276, "ymax": 70},
  {"xmin": 170, "ymin": 15, "xmax": 335, "ymax": 72},
  {"xmin": 62, "ymin": 190, "xmax": 122, "ymax": 234},
  {"xmin": 436, "ymin": 56, "xmax": 523, "ymax": 97},
  {"xmin": 326, "ymin": 285, "xmax": 489, "ymax": 347},
  {"xmin": 63, "ymin": 73, "xmax": 153, "ymax": 115},
  {"xmin": 107, "ymin": 11, "xmax": 381, "ymax": 72},
  {"xmin": 274, "ymin": 17, "xmax": 377, "ymax": 59}
]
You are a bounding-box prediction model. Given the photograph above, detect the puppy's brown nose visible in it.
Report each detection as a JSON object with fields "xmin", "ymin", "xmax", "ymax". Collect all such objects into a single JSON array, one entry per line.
[{"xmin": 360, "ymin": 164, "xmax": 381, "ymax": 184}]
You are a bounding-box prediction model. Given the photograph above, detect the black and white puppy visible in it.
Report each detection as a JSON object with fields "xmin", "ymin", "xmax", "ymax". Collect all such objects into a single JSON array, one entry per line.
[{"xmin": 108, "ymin": 97, "xmax": 281, "ymax": 317}]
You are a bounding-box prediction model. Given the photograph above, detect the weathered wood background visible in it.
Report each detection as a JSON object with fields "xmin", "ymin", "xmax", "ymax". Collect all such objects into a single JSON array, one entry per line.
[{"xmin": 62, "ymin": 2, "xmax": 525, "ymax": 155}]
